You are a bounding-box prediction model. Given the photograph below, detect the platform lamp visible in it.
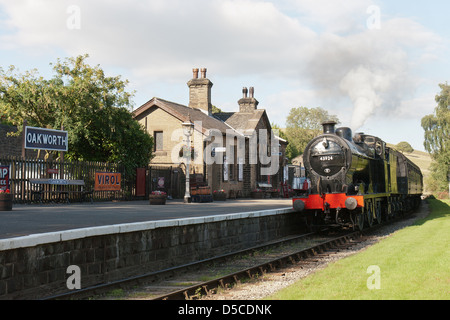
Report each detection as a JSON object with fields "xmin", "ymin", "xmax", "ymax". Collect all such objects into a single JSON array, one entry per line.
[{"xmin": 182, "ymin": 116, "xmax": 194, "ymax": 203}]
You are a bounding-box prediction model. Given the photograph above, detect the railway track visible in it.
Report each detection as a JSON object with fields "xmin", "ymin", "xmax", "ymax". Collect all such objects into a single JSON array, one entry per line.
[
  {"xmin": 45, "ymin": 230, "xmax": 366, "ymax": 300},
  {"xmin": 151, "ymin": 231, "xmax": 363, "ymax": 300},
  {"xmin": 45, "ymin": 205, "xmax": 421, "ymax": 300}
]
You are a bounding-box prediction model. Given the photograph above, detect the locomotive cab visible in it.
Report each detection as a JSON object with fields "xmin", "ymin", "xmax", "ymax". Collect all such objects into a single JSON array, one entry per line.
[{"xmin": 354, "ymin": 133, "xmax": 385, "ymax": 159}]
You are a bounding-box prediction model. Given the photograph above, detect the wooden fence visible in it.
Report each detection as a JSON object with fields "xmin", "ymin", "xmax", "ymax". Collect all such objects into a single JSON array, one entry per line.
[{"xmin": 0, "ymin": 156, "xmax": 183, "ymax": 203}]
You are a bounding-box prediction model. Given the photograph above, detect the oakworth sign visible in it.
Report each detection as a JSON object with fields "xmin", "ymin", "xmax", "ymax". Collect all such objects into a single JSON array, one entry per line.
[{"xmin": 24, "ymin": 126, "xmax": 68, "ymax": 152}]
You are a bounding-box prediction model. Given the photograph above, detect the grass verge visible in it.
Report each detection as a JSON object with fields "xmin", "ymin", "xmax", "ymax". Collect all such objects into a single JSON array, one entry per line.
[{"xmin": 267, "ymin": 199, "xmax": 449, "ymax": 300}]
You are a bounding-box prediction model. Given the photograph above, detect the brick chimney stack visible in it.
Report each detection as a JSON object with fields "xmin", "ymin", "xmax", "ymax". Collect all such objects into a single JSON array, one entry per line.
[
  {"xmin": 187, "ymin": 68, "xmax": 213, "ymax": 116},
  {"xmin": 238, "ymin": 86, "xmax": 259, "ymax": 113}
]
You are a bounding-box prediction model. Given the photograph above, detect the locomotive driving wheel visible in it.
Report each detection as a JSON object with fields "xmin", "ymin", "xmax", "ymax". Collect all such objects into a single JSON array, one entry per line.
[
  {"xmin": 354, "ymin": 211, "xmax": 364, "ymax": 231},
  {"xmin": 365, "ymin": 200, "xmax": 374, "ymax": 227},
  {"xmin": 375, "ymin": 202, "xmax": 382, "ymax": 224}
]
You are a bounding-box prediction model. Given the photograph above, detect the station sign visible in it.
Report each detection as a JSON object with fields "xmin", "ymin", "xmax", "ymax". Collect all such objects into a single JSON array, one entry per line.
[
  {"xmin": 0, "ymin": 166, "xmax": 10, "ymax": 191},
  {"xmin": 95, "ymin": 172, "xmax": 121, "ymax": 191},
  {"xmin": 24, "ymin": 126, "xmax": 68, "ymax": 152}
]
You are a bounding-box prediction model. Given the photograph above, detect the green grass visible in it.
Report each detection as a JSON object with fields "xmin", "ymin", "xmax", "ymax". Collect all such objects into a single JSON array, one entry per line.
[{"xmin": 267, "ymin": 199, "xmax": 450, "ymax": 300}]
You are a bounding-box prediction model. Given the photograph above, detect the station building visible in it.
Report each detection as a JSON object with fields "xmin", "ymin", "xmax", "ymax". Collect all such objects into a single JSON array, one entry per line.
[{"xmin": 132, "ymin": 68, "xmax": 288, "ymax": 197}]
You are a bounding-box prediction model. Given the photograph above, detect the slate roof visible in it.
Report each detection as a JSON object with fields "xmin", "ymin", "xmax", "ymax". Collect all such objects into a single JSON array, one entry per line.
[
  {"xmin": 220, "ymin": 109, "xmax": 269, "ymax": 134},
  {"xmin": 133, "ymin": 97, "xmax": 272, "ymax": 138},
  {"xmin": 132, "ymin": 97, "xmax": 231, "ymax": 135}
]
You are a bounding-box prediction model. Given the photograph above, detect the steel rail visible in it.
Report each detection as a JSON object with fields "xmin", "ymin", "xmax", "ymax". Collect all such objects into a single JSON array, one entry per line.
[
  {"xmin": 44, "ymin": 207, "xmax": 414, "ymax": 300},
  {"xmin": 152, "ymin": 231, "xmax": 362, "ymax": 300},
  {"xmin": 43, "ymin": 232, "xmax": 317, "ymax": 300}
]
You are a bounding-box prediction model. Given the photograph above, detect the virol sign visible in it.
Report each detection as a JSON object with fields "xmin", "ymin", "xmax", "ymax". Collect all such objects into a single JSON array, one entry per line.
[{"xmin": 94, "ymin": 172, "xmax": 121, "ymax": 191}]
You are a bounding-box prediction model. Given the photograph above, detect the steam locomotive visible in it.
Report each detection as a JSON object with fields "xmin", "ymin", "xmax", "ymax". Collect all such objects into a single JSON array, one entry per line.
[{"xmin": 292, "ymin": 121, "xmax": 423, "ymax": 230}]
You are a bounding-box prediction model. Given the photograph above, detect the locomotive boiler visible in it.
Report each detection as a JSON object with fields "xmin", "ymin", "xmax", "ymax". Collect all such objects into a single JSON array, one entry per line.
[{"xmin": 293, "ymin": 121, "xmax": 423, "ymax": 230}]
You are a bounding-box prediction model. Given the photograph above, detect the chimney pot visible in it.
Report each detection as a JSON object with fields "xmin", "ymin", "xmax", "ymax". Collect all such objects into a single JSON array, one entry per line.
[
  {"xmin": 200, "ymin": 68, "xmax": 207, "ymax": 78},
  {"xmin": 187, "ymin": 68, "xmax": 213, "ymax": 116},
  {"xmin": 243, "ymin": 87, "xmax": 248, "ymax": 98},
  {"xmin": 249, "ymin": 87, "xmax": 254, "ymax": 98},
  {"xmin": 192, "ymin": 68, "xmax": 199, "ymax": 79}
]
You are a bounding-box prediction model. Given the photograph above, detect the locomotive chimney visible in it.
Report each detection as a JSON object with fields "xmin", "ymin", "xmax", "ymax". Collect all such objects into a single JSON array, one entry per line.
[
  {"xmin": 336, "ymin": 127, "xmax": 353, "ymax": 141},
  {"xmin": 322, "ymin": 120, "xmax": 337, "ymax": 134}
]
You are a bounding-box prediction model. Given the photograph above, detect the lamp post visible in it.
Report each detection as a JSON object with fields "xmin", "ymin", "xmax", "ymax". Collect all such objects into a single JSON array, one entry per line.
[
  {"xmin": 448, "ymin": 172, "xmax": 450, "ymax": 199},
  {"xmin": 182, "ymin": 117, "xmax": 194, "ymax": 203}
]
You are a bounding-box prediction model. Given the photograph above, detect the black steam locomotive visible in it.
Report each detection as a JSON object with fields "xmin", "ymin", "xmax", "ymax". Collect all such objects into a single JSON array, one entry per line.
[{"xmin": 293, "ymin": 121, "xmax": 423, "ymax": 230}]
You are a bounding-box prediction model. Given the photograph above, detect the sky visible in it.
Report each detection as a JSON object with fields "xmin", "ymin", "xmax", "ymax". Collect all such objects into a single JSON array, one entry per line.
[{"xmin": 0, "ymin": 0, "xmax": 448, "ymax": 152}]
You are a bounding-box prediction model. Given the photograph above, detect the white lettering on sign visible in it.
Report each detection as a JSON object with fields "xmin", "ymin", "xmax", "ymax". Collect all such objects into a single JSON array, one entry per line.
[
  {"xmin": 26, "ymin": 133, "xmax": 67, "ymax": 146},
  {"xmin": 0, "ymin": 166, "xmax": 9, "ymax": 189},
  {"xmin": 0, "ymin": 168, "xmax": 8, "ymax": 179},
  {"xmin": 24, "ymin": 126, "xmax": 68, "ymax": 151}
]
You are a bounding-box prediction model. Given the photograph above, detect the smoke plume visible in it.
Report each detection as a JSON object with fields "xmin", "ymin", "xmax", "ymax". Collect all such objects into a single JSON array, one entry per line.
[{"xmin": 304, "ymin": 17, "xmax": 440, "ymax": 131}]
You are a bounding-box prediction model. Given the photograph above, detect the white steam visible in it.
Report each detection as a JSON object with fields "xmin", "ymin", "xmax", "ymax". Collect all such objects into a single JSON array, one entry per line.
[
  {"xmin": 340, "ymin": 66, "xmax": 390, "ymax": 131},
  {"xmin": 304, "ymin": 17, "xmax": 441, "ymax": 131}
]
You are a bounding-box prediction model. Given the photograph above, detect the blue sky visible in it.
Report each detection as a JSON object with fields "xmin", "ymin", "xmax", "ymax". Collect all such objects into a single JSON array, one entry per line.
[{"xmin": 1, "ymin": 0, "xmax": 449, "ymax": 152}]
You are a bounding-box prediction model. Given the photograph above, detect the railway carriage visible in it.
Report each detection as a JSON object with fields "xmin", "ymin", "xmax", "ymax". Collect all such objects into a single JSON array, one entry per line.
[{"xmin": 292, "ymin": 121, "xmax": 423, "ymax": 230}]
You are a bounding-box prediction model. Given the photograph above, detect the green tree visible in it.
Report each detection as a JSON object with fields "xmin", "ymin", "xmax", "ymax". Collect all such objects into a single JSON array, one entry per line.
[
  {"xmin": 421, "ymin": 83, "xmax": 450, "ymax": 193},
  {"xmin": 270, "ymin": 122, "xmax": 287, "ymax": 140},
  {"xmin": 0, "ymin": 67, "xmax": 60, "ymax": 130},
  {"xmin": 0, "ymin": 54, "xmax": 153, "ymax": 173},
  {"xmin": 285, "ymin": 106, "xmax": 339, "ymax": 158},
  {"xmin": 396, "ymin": 141, "xmax": 414, "ymax": 153},
  {"xmin": 211, "ymin": 105, "xmax": 223, "ymax": 114},
  {"xmin": 271, "ymin": 122, "xmax": 297, "ymax": 161}
]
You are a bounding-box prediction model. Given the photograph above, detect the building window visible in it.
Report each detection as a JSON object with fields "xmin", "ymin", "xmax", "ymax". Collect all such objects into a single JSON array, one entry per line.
[{"xmin": 154, "ymin": 131, "xmax": 163, "ymax": 151}]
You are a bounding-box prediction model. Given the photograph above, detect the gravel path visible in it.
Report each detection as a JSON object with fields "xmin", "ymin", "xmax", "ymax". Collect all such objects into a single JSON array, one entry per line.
[{"xmin": 201, "ymin": 202, "xmax": 430, "ymax": 300}]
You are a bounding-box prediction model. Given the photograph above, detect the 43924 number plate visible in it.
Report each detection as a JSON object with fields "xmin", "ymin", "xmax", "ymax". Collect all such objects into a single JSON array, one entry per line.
[{"xmin": 319, "ymin": 156, "xmax": 334, "ymax": 161}]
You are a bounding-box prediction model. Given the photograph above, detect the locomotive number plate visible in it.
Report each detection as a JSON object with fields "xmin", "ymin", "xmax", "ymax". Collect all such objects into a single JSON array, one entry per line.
[{"xmin": 319, "ymin": 156, "xmax": 334, "ymax": 161}]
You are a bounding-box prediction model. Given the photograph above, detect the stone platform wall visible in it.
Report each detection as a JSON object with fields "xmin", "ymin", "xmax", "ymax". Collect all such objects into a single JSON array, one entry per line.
[{"xmin": 0, "ymin": 208, "xmax": 302, "ymax": 299}]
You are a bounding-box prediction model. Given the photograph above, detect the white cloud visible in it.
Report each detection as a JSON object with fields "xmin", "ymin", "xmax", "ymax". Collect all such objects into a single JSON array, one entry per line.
[
  {"xmin": 301, "ymin": 16, "xmax": 442, "ymax": 131},
  {"xmin": 0, "ymin": 0, "xmax": 444, "ymax": 138},
  {"xmin": 0, "ymin": 0, "xmax": 316, "ymax": 79},
  {"xmin": 281, "ymin": 0, "xmax": 374, "ymax": 34}
]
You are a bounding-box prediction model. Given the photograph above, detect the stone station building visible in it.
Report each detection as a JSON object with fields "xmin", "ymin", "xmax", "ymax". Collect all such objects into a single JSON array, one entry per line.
[{"xmin": 132, "ymin": 68, "xmax": 288, "ymax": 197}]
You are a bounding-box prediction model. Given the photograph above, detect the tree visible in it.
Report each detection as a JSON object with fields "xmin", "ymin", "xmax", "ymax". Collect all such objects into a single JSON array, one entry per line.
[
  {"xmin": 0, "ymin": 54, "xmax": 153, "ymax": 173},
  {"xmin": 271, "ymin": 122, "xmax": 297, "ymax": 161},
  {"xmin": 285, "ymin": 106, "xmax": 339, "ymax": 158},
  {"xmin": 211, "ymin": 105, "xmax": 223, "ymax": 114},
  {"xmin": 0, "ymin": 67, "xmax": 60, "ymax": 131},
  {"xmin": 270, "ymin": 122, "xmax": 287, "ymax": 140},
  {"xmin": 396, "ymin": 141, "xmax": 414, "ymax": 153},
  {"xmin": 421, "ymin": 83, "xmax": 450, "ymax": 193}
]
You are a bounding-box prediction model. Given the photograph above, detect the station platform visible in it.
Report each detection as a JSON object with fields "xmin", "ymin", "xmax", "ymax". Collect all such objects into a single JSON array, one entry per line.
[{"xmin": 0, "ymin": 198, "xmax": 293, "ymax": 240}]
